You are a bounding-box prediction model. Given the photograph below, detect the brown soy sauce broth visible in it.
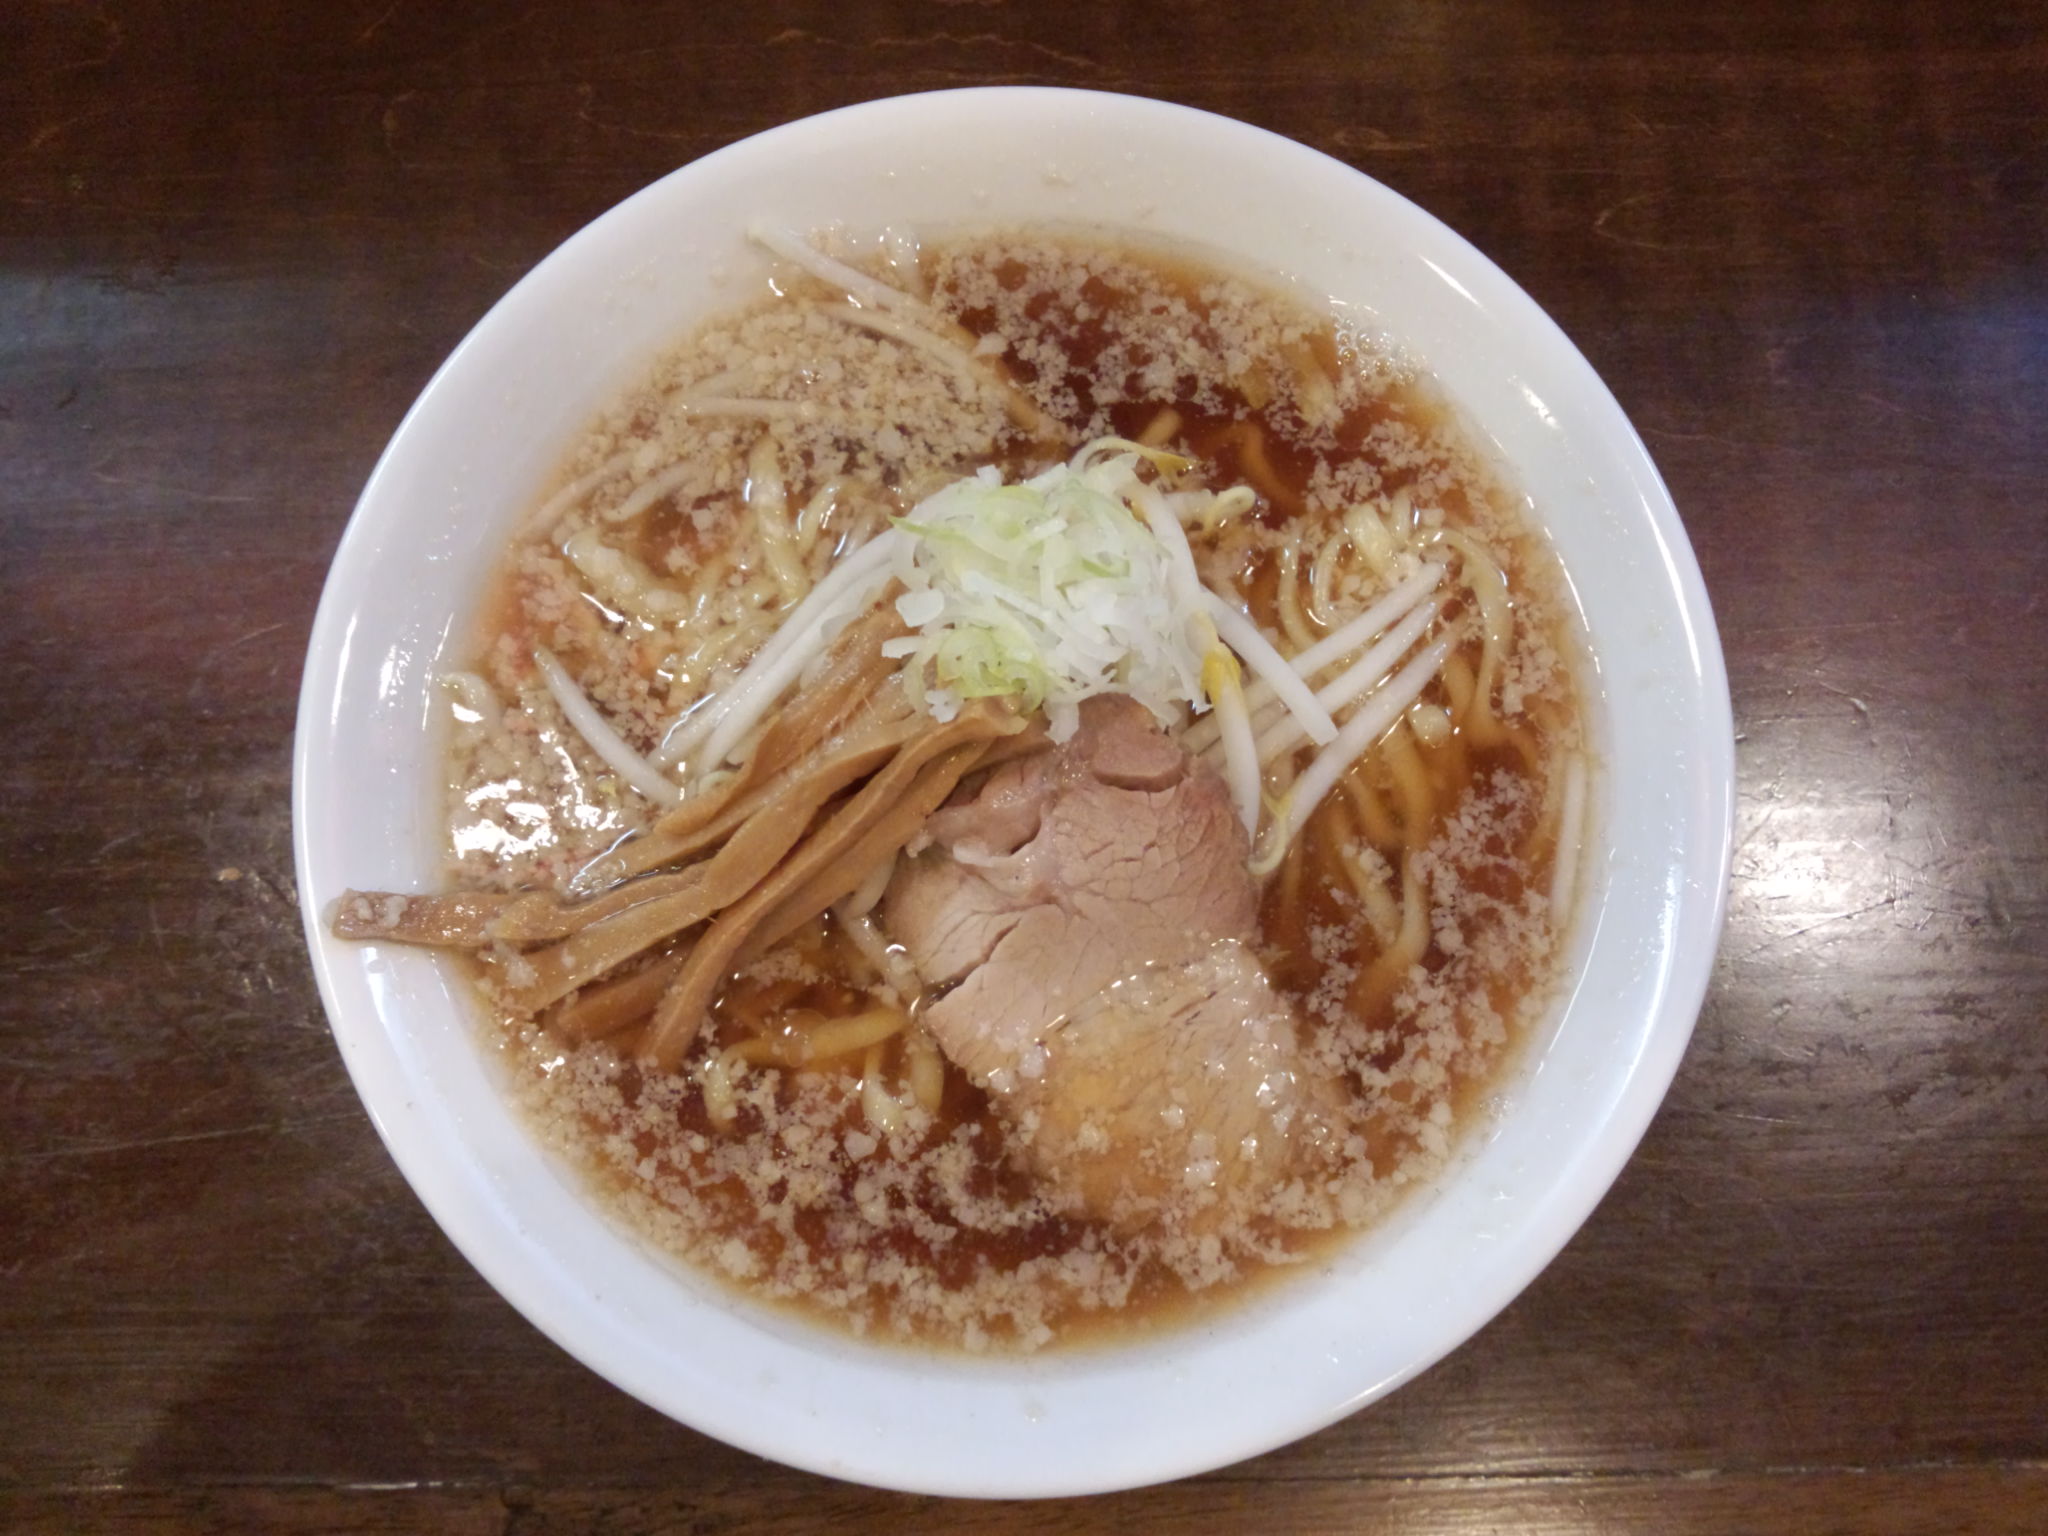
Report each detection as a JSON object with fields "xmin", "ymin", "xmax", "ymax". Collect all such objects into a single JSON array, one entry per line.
[{"xmin": 477, "ymin": 230, "xmax": 1583, "ymax": 1352}]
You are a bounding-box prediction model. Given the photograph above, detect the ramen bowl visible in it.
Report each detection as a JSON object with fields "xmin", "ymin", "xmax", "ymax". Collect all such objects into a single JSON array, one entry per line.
[{"xmin": 295, "ymin": 88, "xmax": 1732, "ymax": 1497}]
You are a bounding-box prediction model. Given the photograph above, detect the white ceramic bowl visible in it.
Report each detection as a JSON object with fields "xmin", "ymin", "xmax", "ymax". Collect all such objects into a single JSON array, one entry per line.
[{"xmin": 295, "ymin": 88, "xmax": 1732, "ymax": 1497}]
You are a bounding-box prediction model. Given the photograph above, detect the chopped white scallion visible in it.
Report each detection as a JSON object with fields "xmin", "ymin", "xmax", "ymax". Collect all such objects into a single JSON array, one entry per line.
[
  {"xmin": 1128, "ymin": 481, "xmax": 1209, "ymax": 638},
  {"xmin": 885, "ymin": 443, "xmax": 1213, "ymax": 740}
]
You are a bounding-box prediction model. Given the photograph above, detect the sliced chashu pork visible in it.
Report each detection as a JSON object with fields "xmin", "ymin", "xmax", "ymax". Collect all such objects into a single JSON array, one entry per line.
[
  {"xmin": 1012, "ymin": 939, "xmax": 1314, "ymax": 1230},
  {"xmin": 881, "ymin": 694, "xmax": 1327, "ymax": 1229}
]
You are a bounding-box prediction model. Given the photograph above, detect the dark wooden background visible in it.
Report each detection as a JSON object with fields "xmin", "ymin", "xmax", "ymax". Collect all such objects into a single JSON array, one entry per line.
[{"xmin": 5, "ymin": 2, "xmax": 2044, "ymax": 1530}]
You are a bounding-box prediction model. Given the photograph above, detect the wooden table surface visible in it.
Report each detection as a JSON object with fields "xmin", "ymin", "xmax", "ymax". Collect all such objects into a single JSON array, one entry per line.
[{"xmin": 6, "ymin": 2, "xmax": 2045, "ymax": 1530}]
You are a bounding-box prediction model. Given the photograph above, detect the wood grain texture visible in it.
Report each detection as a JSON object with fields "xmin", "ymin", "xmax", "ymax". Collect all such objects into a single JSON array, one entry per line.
[
  {"xmin": 9, "ymin": 1467, "xmax": 2048, "ymax": 1536},
  {"xmin": 3, "ymin": 0, "xmax": 2044, "ymax": 1529}
]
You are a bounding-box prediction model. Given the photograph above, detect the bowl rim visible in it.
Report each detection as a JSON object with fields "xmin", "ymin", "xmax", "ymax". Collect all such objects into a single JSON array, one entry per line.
[{"xmin": 294, "ymin": 85, "xmax": 1734, "ymax": 1497}]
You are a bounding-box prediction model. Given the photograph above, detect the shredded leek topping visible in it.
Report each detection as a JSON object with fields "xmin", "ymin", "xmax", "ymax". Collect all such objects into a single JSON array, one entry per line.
[{"xmin": 883, "ymin": 439, "xmax": 1218, "ymax": 742}]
